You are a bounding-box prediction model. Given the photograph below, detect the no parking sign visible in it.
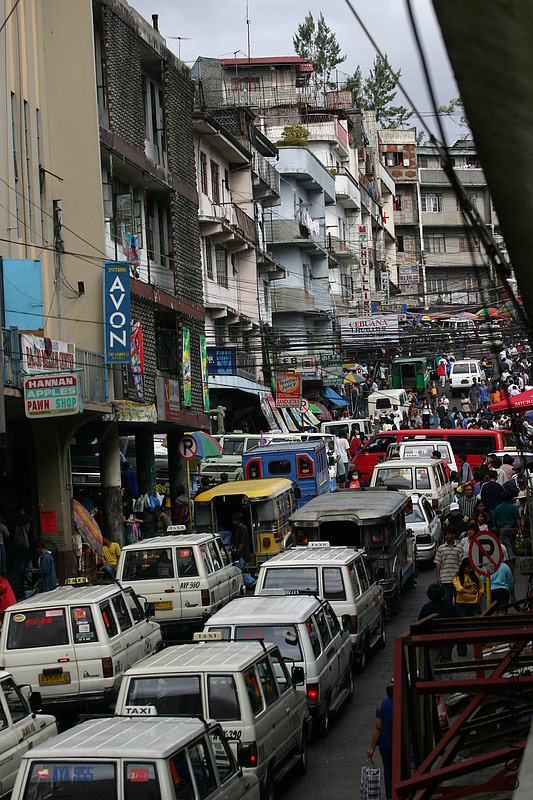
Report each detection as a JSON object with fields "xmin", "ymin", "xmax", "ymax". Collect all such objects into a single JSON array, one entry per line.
[
  {"xmin": 469, "ymin": 531, "xmax": 503, "ymax": 577},
  {"xmin": 178, "ymin": 435, "xmax": 197, "ymax": 460}
]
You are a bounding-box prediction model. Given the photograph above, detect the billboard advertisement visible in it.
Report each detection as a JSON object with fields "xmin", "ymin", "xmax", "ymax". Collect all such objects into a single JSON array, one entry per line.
[
  {"xmin": 275, "ymin": 373, "xmax": 302, "ymax": 408},
  {"xmin": 103, "ymin": 262, "xmax": 131, "ymax": 364}
]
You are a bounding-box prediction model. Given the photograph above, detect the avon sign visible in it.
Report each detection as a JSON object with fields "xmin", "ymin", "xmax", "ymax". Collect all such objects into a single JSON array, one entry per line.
[{"xmin": 103, "ymin": 262, "xmax": 131, "ymax": 364}]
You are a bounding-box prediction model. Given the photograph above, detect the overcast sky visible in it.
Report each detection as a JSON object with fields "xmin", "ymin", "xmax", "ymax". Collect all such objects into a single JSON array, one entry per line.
[{"xmin": 129, "ymin": 0, "xmax": 463, "ymax": 143}]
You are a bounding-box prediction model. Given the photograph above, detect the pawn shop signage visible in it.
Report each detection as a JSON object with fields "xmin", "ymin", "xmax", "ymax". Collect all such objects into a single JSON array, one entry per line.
[{"xmin": 23, "ymin": 373, "xmax": 82, "ymax": 418}]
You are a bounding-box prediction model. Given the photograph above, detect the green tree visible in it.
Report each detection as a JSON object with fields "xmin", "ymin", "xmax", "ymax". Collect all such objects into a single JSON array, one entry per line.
[
  {"xmin": 275, "ymin": 125, "xmax": 310, "ymax": 147},
  {"xmin": 293, "ymin": 12, "xmax": 346, "ymax": 100},
  {"xmin": 345, "ymin": 55, "xmax": 411, "ymax": 129},
  {"xmin": 438, "ymin": 97, "xmax": 469, "ymax": 128}
]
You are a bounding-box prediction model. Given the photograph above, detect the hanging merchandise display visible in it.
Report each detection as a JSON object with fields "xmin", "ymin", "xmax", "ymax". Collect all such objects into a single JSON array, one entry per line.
[{"xmin": 182, "ymin": 327, "xmax": 191, "ymax": 407}]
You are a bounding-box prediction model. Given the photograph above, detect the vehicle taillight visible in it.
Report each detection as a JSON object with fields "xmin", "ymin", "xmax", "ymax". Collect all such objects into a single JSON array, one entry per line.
[
  {"xmin": 241, "ymin": 741, "xmax": 258, "ymax": 767},
  {"xmin": 262, "ymin": 537, "xmax": 271, "ymax": 549},
  {"xmin": 350, "ymin": 615, "xmax": 358, "ymax": 634},
  {"xmin": 102, "ymin": 657, "xmax": 113, "ymax": 678},
  {"xmin": 432, "ymin": 499, "xmax": 439, "ymax": 510},
  {"xmin": 307, "ymin": 683, "xmax": 319, "ymax": 703},
  {"xmin": 201, "ymin": 589, "xmax": 210, "ymax": 607}
]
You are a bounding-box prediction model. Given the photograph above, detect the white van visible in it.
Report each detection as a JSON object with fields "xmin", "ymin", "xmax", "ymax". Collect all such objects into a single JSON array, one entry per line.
[
  {"xmin": 116, "ymin": 533, "xmax": 243, "ymax": 627},
  {"xmin": 370, "ymin": 457, "xmax": 454, "ymax": 513},
  {"xmin": 0, "ymin": 583, "xmax": 162, "ymax": 705},
  {"xmin": 386, "ymin": 439, "xmax": 458, "ymax": 477},
  {"xmin": 367, "ymin": 389, "xmax": 409, "ymax": 420},
  {"xmin": 320, "ymin": 418, "xmax": 373, "ymax": 438},
  {"xmin": 204, "ymin": 594, "xmax": 353, "ymax": 737},
  {"xmin": 255, "ymin": 546, "xmax": 385, "ymax": 671},
  {"xmin": 115, "ymin": 640, "xmax": 309, "ymax": 796},
  {"xmin": 449, "ymin": 359, "xmax": 485, "ymax": 396},
  {"xmin": 11, "ymin": 716, "xmax": 261, "ymax": 800}
]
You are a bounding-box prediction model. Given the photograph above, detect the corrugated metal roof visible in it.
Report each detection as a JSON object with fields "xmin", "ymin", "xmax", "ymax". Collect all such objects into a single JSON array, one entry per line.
[
  {"xmin": 258, "ymin": 546, "xmax": 362, "ymax": 566},
  {"xmin": 124, "ymin": 641, "xmax": 275, "ymax": 675},
  {"xmin": 5, "ymin": 583, "xmax": 124, "ymax": 610},
  {"xmin": 207, "ymin": 595, "xmax": 319, "ymax": 626}
]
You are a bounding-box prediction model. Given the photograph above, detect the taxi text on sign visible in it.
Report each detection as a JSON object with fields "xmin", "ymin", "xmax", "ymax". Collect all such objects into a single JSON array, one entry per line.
[
  {"xmin": 23, "ymin": 373, "xmax": 82, "ymax": 418},
  {"xmin": 103, "ymin": 262, "xmax": 131, "ymax": 364}
]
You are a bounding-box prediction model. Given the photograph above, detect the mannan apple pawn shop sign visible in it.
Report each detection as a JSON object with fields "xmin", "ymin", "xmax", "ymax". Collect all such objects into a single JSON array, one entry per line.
[
  {"xmin": 103, "ymin": 262, "xmax": 131, "ymax": 364},
  {"xmin": 23, "ymin": 373, "xmax": 82, "ymax": 418}
]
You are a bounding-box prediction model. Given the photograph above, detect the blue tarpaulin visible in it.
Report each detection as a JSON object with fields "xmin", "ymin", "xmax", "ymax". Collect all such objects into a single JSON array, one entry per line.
[{"xmin": 323, "ymin": 387, "xmax": 349, "ymax": 407}]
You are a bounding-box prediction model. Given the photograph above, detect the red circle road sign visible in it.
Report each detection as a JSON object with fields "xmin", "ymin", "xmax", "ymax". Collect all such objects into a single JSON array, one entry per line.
[
  {"xmin": 178, "ymin": 435, "xmax": 197, "ymax": 460},
  {"xmin": 469, "ymin": 531, "xmax": 503, "ymax": 577}
]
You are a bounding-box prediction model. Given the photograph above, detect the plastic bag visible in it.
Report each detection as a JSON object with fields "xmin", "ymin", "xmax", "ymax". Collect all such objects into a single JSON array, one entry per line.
[
  {"xmin": 148, "ymin": 495, "xmax": 160, "ymax": 512},
  {"xmin": 360, "ymin": 757, "xmax": 381, "ymax": 800}
]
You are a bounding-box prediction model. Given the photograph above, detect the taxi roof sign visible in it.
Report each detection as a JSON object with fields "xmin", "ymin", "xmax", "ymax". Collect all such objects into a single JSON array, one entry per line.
[
  {"xmin": 65, "ymin": 577, "xmax": 90, "ymax": 586},
  {"xmin": 193, "ymin": 631, "xmax": 223, "ymax": 641},
  {"xmin": 308, "ymin": 541, "xmax": 330, "ymax": 548}
]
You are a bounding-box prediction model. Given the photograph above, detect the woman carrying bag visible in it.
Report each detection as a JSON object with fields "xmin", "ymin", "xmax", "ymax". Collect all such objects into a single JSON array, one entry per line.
[{"xmin": 453, "ymin": 557, "xmax": 484, "ymax": 655}]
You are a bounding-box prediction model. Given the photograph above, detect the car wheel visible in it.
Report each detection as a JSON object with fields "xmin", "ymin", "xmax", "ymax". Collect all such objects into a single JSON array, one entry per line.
[
  {"xmin": 261, "ymin": 768, "xmax": 275, "ymax": 800},
  {"xmin": 317, "ymin": 705, "xmax": 330, "ymax": 739},
  {"xmin": 295, "ymin": 726, "xmax": 308, "ymax": 776},
  {"xmin": 346, "ymin": 665, "xmax": 355, "ymax": 703},
  {"xmin": 377, "ymin": 612, "xmax": 386, "ymax": 650}
]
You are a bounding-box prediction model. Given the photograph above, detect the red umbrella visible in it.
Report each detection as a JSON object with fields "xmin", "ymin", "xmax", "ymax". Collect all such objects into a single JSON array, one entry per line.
[{"xmin": 490, "ymin": 388, "xmax": 533, "ymax": 412}]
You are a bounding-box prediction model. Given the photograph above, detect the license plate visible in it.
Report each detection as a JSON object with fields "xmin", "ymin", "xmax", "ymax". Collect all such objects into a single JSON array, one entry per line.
[
  {"xmin": 39, "ymin": 672, "xmax": 71, "ymax": 686},
  {"xmin": 154, "ymin": 601, "xmax": 173, "ymax": 611}
]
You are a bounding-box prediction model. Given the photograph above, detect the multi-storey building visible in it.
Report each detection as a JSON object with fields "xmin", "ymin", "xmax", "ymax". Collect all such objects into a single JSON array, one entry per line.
[{"xmin": 1, "ymin": 0, "xmax": 207, "ymax": 577}]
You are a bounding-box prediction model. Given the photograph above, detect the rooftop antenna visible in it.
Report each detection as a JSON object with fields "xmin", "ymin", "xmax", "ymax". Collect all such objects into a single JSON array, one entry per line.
[
  {"xmin": 246, "ymin": 0, "xmax": 251, "ymax": 64},
  {"xmin": 167, "ymin": 36, "xmax": 191, "ymax": 60}
]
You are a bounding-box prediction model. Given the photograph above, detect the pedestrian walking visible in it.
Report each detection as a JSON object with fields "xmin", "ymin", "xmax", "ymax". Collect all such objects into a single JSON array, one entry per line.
[
  {"xmin": 437, "ymin": 359, "xmax": 447, "ymax": 387},
  {"xmin": 231, "ymin": 512, "xmax": 256, "ymax": 588},
  {"xmin": 453, "ymin": 558, "xmax": 484, "ymax": 655},
  {"xmin": 456, "ymin": 453, "xmax": 473, "ymax": 486},
  {"xmin": 435, "ymin": 530, "xmax": 464, "ymax": 605},
  {"xmin": 153, "ymin": 504, "xmax": 172, "ymax": 535},
  {"xmin": 481, "ymin": 561, "xmax": 514, "ymax": 609},
  {"xmin": 367, "ymin": 681, "xmax": 393, "ymax": 800},
  {"xmin": 32, "ymin": 540, "xmax": 58, "ymax": 592},
  {"xmin": 172, "ymin": 485, "xmax": 191, "ymax": 527},
  {"xmin": 480, "ymin": 470, "xmax": 505, "ymax": 511},
  {"xmin": 492, "ymin": 490, "xmax": 521, "ymax": 566},
  {"xmin": 102, "ymin": 536, "xmax": 121, "ymax": 581},
  {"xmin": 12, "ymin": 505, "xmax": 33, "ymax": 589},
  {"xmin": 458, "ymin": 483, "xmax": 477, "ymax": 521}
]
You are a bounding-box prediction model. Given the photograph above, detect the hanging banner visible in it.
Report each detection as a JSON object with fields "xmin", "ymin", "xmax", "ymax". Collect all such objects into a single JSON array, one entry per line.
[
  {"xmin": 275, "ymin": 373, "xmax": 302, "ymax": 408},
  {"xmin": 103, "ymin": 262, "xmax": 131, "ymax": 364},
  {"xmin": 182, "ymin": 327, "xmax": 191, "ymax": 407},
  {"xmin": 398, "ymin": 264, "xmax": 420, "ymax": 285},
  {"xmin": 259, "ymin": 393, "xmax": 281, "ymax": 432},
  {"xmin": 340, "ymin": 315, "xmax": 400, "ymax": 344},
  {"xmin": 128, "ymin": 318, "xmax": 144, "ymax": 402},
  {"xmin": 200, "ymin": 335, "xmax": 210, "ymax": 412},
  {"xmin": 20, "ymin": 334, "xmax": 75, "ymax": 373},
  {"xmin": 360, "ymin": 225, "xmax": 371, "ymax": 316}
]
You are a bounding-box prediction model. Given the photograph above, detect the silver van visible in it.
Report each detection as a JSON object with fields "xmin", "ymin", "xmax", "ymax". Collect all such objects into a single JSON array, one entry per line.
[{"xmin": 205, "ymin": 594, "xmax": 353, "ymax": 738}]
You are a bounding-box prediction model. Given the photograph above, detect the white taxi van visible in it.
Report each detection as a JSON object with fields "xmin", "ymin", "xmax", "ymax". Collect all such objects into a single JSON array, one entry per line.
[
  {"xmin": 116, "ymin": 532, "xmax": 243, "ymax": 627},
  {"xmin": 254, "ymin": 546, "xmax": 385, "ymax": 672},
  {"xmin": 204, "ymin": 594, "xmax": 353, "ymax": 738},
  {"xmin": 10, "ymin": 716, "xmax": 260, "ymax": 800},
  {"xmin": 115, "ymin": 638, "xmax": 309, "ymax": 797},
  {"xmin": 369, "ymin": 457, "xmax": 454, "ymax": 513},
  {"xmin": 0, "ymin": 583, "xmax": 161, "ymax": 705}
]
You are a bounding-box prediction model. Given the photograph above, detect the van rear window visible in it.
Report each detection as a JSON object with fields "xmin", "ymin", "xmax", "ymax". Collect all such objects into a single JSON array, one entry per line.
[
  {"xmin": 262, "ymin": 567, "xmax": 318, "ymax": 594},
  {"xmin": 23, "ymin": 761, "xmax": 116, "ymax": 799},
  {"xmin": 374, "ymin": 467, "xmax": 413, "ymax": 490},
  {"xmin": 126, "ymin": 676, "xmax": 202, "ymax": 716},
  {"xmin": 122, "ymin": 549, "xmax": 174, "ymax": 581},
  {"xmin": 235, "ymin": 625, "xmax": 303, "ymax": 660},
  {"xmin": 7, "ymin": 609, "xmax": 68, "ymax": 650},
  {"xmin": 453, "ymin": 364, "xmax": 469, "ymax": 374}
]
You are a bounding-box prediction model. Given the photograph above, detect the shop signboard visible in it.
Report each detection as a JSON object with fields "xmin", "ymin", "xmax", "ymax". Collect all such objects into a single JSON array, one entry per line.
[
  {"xmin": 360, "ymin": 225, "xmax": 371, "ymax": 316},
  {"xmin": 20, "ymin": 334, "xmax": 75, "ymax": 373},
  {"xmin": 275, "ymin": 373, "xmax": 302, "ymax": 408},
  {"xmin": 155, "ymin": 376, "xmax": 181, "ymax": 423},
  {"xmin": 103, "ymin": 261, "xmax": 130, "ymax": 364},
  {"xmin": 23, "ymin": 373, "xmax": 81, "ymax": 418},
  {"xmin": 398, "ymin": 263, "xmax": 420, "ymax": 285},
  {"xmin": 320, "ymin": 354, "xmax": 343, "ymax": 386},
  {"xmin": 278, "ymin": 355, "xmax": 317, "ymax": 379},
  {"xmin": 200, "ymin": 336, "xmax": 210, "ymax": 412},
  {"xmin": 259, "ymin": 393, "xmax": 281, "ymax": 432},
  {"xmin": 340, "ymin": 315, "xmax": 400, "ymax": 345},
  {"xmin": 372, "ymin": 301, "xmax": 407, "ymax": 320},
  {"xmin": 207, "ymin": 348, "xmax": 236, "ymax": 375},
  {"xmin": 182, "ymin": 328, "xmax": 191, "ymax": 407}
]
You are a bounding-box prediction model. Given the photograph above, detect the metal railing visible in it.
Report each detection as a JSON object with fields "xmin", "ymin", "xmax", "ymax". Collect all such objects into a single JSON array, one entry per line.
[
  {"xmin": 252, "ymin": 152, "xmax": 281, "ymax": 198},
  {"xmin": 78, "ymin": 349, "xmax": 108, "ymax": 404}
]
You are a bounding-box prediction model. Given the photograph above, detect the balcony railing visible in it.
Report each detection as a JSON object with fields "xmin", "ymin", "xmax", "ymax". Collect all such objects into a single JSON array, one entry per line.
[
  {"xmin": 235, "ymin": 350, "xmax": 257, "ymax": 379},
  {"xmin": 252, "ymin": 152, "xmax": 281, "ymax": 204},
  {"xmin": 78, "ymin": 349, "xmax": 108, "ymax": 404},
  {"xmin": 211, "ymin": 203, "xmax": 257, "ymax": 245}
]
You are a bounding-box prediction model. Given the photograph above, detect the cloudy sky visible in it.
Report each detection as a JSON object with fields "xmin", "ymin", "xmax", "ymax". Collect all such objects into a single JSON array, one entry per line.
[{"xmin": 129, "ymin": 0, "xmax": 463, "ymax": 142}]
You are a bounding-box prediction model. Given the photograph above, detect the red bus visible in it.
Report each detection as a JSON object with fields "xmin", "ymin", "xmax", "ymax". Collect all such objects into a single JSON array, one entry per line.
[{"xmin": 353, "ymin": 428, "xmax": 516, "ymax": 484}]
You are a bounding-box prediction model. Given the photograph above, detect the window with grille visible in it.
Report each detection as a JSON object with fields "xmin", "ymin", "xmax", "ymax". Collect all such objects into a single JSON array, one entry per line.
[
  {"xmin": 457, "ymin": 194, "xmax": 478, "ymax": 211},
  {"xmin": 204, "ymin": 237, "xmax": 213, "ymax": 279},
  {"xmin": 155, "ymin": 310, "xmax": 178, "ymax": 372},
  {"xmin": 397, "ymin": 236, "xmax": 404, "ymax": 253},
  {"xmin": 200, "ymin": 152, "xmax": 208, "ymax": 195},
  {"xmin": 458, "ymin": 234, "xmax": 480, "ymax": 252},
  {"xmin": 214, "ymin": 319, "xmax": 225, "ymax": 347},
  {"xmin": 215, "ymin": 245, "xmax": 228, "ymax": 288},
  {"xmin": 424, "ymin": 233, "xmax": 446, "ymax": 253},
  {"xmin": 427, "ymin": 278, "xmax": 448, "ymax": 296},
  {"xmin": 418, "ymin": 155, "xmax": 428, "ymax": 168},
  {"xmin": 341, "ymin": 274, "xmax": 353, "ymax": 300},
  {"xmin": 421, "ymin": 193, "xmax": 442, "ymax": 213},
  {"xmin": 211, "ymin": 160, "xmax": 220, "ymax": 204}
]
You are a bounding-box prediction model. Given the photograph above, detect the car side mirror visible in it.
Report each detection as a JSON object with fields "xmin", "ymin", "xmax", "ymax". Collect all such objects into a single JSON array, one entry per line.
[
  {"xmin": 144, "ymin": 601, "xmax": 155, "ymax": 619},
  {"xmin": 29, "ymin": 691, "xmax": 42, "ymax": 714},
  {"xmin": 341, "ymin": 614, "xmax": 352, "ymax": 633},
  {"xmin": 375, "ymin": 566, "xmax": 385, "ymax": 581},
  {"xmin": 291, "ymin": 666, "xmax": 305, "ymax": 686}
]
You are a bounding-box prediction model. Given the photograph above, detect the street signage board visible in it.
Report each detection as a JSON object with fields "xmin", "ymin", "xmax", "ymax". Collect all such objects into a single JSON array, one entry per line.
[
  {"xmin": 275, "ymin": 373, "xmax": 302, "ymax": 408},
  {"xmin": 178, "ymin": 436, "xmax": 197, "ymax": 460},
  {"xmin": 340, "ymin": 315, "xmax": 400, "ymax": 345},
  {"xmin": 23, "ymin": 373, "xmax": 81, "ymax": 418},
  {"xmin": 103, "ymin": 261, "xmax": 131, "ymax": 364},
  {"xmin": 469, "ymin": 531, "xmax": 503, "ymax": 577}
]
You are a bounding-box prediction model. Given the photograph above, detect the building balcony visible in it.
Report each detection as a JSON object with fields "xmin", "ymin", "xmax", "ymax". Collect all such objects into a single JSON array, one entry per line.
[
  {"xmin": 268, "ymin": 147, "xmax": 336, "ymax": 203},
  {"xmin": 385, "ymin": 164, "xmax": 419, "ymax": 184},
  {"xmin": 327, "ymin": 234, "xmax": 358, "ymax": 261},
  {"xmin": 423, "ymin": 249, "xmax": 486, "ymax": 268},
  {"xmin": 256, "ymin": 248, "xmax": 286, "ymax": 281},
  {"xmin": 334, "ymin": 168, "xmax": 361, "ymax": 209},
  {"xmin": 420, "ymin": 167, "xmax": 487, "ymax": 187},
  {"xmin": 265, "ymin": 216, "xmax": 327, "ymax": 251},
  {"xmin": 394, "ymin": 209, "xmax": 419, "ymax": 226},
  {"xmin": 199, "ymin": 202, "xmax": 258, "ymax": 250},
  {"xmin": 271, "ymin": 286, "xmax": 318, "ymax": 313},
  {"xmin": 252, "ymin": 151, "xmax": 281, "ymax": 207}
]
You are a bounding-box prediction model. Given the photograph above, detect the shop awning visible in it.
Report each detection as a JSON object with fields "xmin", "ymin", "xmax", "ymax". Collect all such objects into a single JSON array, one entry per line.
[
  {"xmin": 490, "ymin": 389, "xmax": 533, "ymax": 413},
  {"xmin": 313, "ymin": 401, "xmax": 333, "ymax": 421},
  {"xmin": 104, "ymin": 401, "xmax": 157, "ymax": 423},
  {"xmin": 323, "ymin": 387, "xmax": 349, "ymax": 407}
]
